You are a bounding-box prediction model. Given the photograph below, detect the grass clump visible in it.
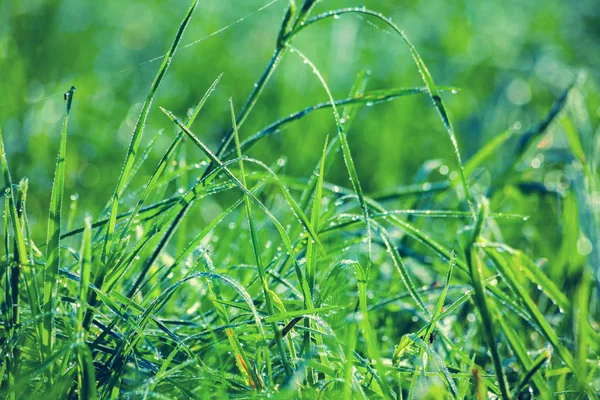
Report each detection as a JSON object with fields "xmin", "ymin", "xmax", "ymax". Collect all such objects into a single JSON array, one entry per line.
[{"xmin": 1, "ymin": 0, "xmax": 599, "ymax": 398}]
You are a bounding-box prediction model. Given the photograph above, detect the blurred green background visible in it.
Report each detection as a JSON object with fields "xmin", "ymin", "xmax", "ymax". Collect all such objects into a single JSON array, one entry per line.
[{"xmin": 1, "ymin": 0, "xmax": 599, "ymax": 245}]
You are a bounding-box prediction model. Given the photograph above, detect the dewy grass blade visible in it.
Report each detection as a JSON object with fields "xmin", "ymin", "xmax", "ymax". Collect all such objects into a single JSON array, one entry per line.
[
  {"xmin": 299, "ymin": 70, "xmax": 370, "ymax": 212},
  {"xmin": 287, "ymin": 45, "xmax": 373, "ymax": 264},
  {"xmin": 120, "ymin": 74, "xmax": 222, "ymax": 241},
  {"xmin": 221, "ymin": 86, "xmax": 450, "ymax": 161},
  {"xmin": 102, "ymin": 0, "xmax": 199, "ymax": 264},
  {"xmin": 407, "ymin": 333, "xmax": 458, "ymax": 397},
  {"xmin": 201, "ymin": 0, "xmax": 321, "ymax": 180},
  {"xmin": 303, "ymin": 135, "xmax": 328, "ymax": 382},
  {"xmin": 160, "ymin": 107, "xmax": 314, "ymax": 310},
  {"xmin": 77, "ymin": 215, "xmax": 92, "ymax": 338},
  {"xmin": 231, "ymin": 98, "xmax": 292, "ymax": 381},
  {"xmin": 465, "ymin": 200, "xmax": 510, "ymax": 400},
  {"xmin": 290, "ymin": 7, "xmax": 476, "ymax": 216},
  {"xmin": 75, "ymin": 216, "xmax": 97, "ymax": 399},
  {"xmin": 485, "ymin": 248, "xmax": 576, "ymax": 373},
  {"xmin": 43, "ymin": 85, "xmax": 75, "ymax": 378},
  {"xmin": 0, "ymin": 128, "xmax": 30, "ymax": 397},
  {"xmin": 495, "ymin": 309, "xmax": 552, "ymax": 399}
]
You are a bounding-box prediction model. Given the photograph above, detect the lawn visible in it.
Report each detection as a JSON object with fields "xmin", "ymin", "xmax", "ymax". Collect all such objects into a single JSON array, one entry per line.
[{"xmin": 0, "ymin": 0, "xmax": 599, "ymax": 398}]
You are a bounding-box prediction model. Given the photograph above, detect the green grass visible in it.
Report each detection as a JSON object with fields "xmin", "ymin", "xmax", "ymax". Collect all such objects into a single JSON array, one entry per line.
[{"xmin": 1, "ymin": 0, "xmax": 599, "ymax": 398}]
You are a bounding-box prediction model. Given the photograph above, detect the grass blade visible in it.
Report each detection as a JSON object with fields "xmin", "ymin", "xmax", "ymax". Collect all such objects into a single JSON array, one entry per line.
[
  {"xmin": 102, "ymin": 0, "xmax": 199, "ymax": 264},
  {"xmin": 465, "ymin": 200, "xmax": 510, "ymax": 400},
  {"xmin": 231, "ymin": 97, "xmax": 291, "ymax": 382},
  {"xmin": 43, "ymin": 85, "xmax": 75, "ymax": 377}
]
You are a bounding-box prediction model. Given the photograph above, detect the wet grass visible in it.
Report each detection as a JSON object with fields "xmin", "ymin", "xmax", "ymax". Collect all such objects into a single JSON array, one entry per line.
[{"xmin": 1, "ymin": 0, "xmax": 599, "ymax": 398}]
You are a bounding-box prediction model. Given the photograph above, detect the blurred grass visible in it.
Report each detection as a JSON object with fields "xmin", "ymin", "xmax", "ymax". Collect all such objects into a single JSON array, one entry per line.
[{"xmin": 1, "ymin": 0, "xmax": 598, "ymax": 229}]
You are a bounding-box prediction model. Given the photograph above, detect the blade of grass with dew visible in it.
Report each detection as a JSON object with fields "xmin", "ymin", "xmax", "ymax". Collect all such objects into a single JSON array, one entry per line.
[
  {"xmin": 303, "ymin": 135, "xmax": 329, "ymax": 383},
  {"xmin": 0, "ymin": 133, "xmax": 28, "ymax": 398},
  {"xmin": 288, "ymin": 45, "xmax": 373, "ymax": 266},
  {"xmin": 407, "ymin": 333, "xmax": 458, "ymax": 398},
  {"xmin": 422, "ymin": 252, "xmax": 454, "ymax": 353},
  {"xmin": 465, "ymin": 200, "xmax": 510, "ymax": 400},
  {"xmin": 482, "ymin": 242, "xmax": 569, "ymax": 312},
  {"xmin": 493, "ymin": 300, "xmax": 552, "ymax": 398},
  {"xmin": 160, "ymin": 107, "xmax": 314, "ymax": 309},
  {"xmin": 512, "ymin": 350, "xmax": 550, "ymax": 399},
  {"xmin": 60, "ymin": 196, "xmax": 181, "ymax": 239},
  {"xmin": 102, "ymin": 0, "xmax": 199, "ymax": 264},
  {"xmin": 42, "ymin": 85, "xmax": 75, "ymax": 380},
  {"xmin": 222, "ymin": 86, "xmax": 452, "ymax": 162},
  {"xmin": 377, "ymin": 223, "xmax": 428, "ymax": 319},
  {"xmin": 16, "ymin": 178, "xmax": 44, "ymax": 363},
  {"xmin": 299, "ymin": 69, "xmax": 369, "ymax": 214},
  {"xmin": 484, "ymin": 248, "xmax": 576, "ymax": 372},
  {"xmin": 231, "ymin": 97, "xmax": 291, "ymax": 382},
  {"xmin": 201, "ymin": 0, "xmax": 320, "ymax": 179},
  {"xmin": 120, "ymin": 74, "xmax": 222, "ymax": 242},
  {"xmin": 289, "ymin": 8, "xmax": 476, "ymax": 215},
  {"xmin": 353, "ymin": 260, "xmax": 394, "ymax": 398}
]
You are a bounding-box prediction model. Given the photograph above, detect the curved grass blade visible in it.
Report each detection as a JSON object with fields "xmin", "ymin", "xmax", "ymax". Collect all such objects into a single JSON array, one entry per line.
[
  {"xmin": 221, "ymin": 86, "xmax": 454, "ymax": 161},
  {"xmin": 290, "ymin": 8, "xmax": 476, "ymax": 215},
  {"xmin": 288, "ymin": 45, "xmax": 373, "ymax": 265}
]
